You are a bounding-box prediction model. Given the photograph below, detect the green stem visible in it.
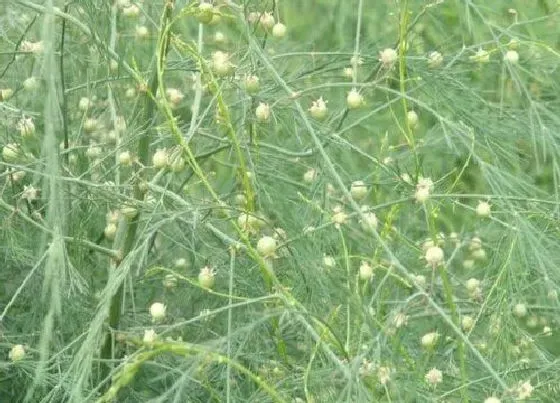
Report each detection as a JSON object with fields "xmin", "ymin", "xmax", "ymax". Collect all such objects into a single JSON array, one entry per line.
[
  {"xmin": 100, "ymin": 0, "xmax": 175, "ymax": 380},
  {"xmin": 397, "ymin": 0, "xmax": 420, "ymax": 175}
]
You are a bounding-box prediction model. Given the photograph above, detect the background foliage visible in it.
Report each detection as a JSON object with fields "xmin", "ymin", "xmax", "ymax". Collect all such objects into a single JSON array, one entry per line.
[{"xmin": 1, "ymin": 0, "xmax": 560, "ymax": 402}]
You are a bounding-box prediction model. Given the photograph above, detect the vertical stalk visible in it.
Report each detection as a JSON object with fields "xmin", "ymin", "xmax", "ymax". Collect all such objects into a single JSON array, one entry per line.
[
  {"xmin": 397, "ymin": 0, "xmax": 420, "ymax": 175},
  {"xmin": 100, "ymin": 0, "xmax": 176, "ymax": 379}
]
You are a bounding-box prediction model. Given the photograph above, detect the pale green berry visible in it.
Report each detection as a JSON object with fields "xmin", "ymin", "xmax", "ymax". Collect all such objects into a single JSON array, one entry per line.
[
  {"xmin": 427, "ymin": 51, "xmax": 443, "ymax": 68},
  {"xmin": 476, "ymin": 201, "xmax": 491, "ymax": 217},
  {"xmin": 149, "ymin": 302, "xmax": 166, "ymax": 322},
  {"xmin": 9, "ymin": 344, "xmax": 25, "ymax": 362},
  {"xmin": 350, "ymin": 180, "xmax": 368, "ymax": 200},
  {"xmin": 143, "ymin": 329, "xmax": 157, "ymax": 344},
  {"xmin": 425, "ymin": 246, "xmax": 444, "ymax": 268},
  {"xmin": 407, "ymin": 110, "xmax": 419, "ymax": 129},
  {"xmin": 257, "ymin": 236, "xmax": 277, "ymax": 257},
  {"xmin": 309, "ymin": 97, "xmax": 328, "ymax": 120},
  {"xmin": 152, "ymin": 148, "xmax": 168, "ymax": 169},
  {"xmin": 461, "ymin": 315, "xmax": 475, "ymax": 331},
  {"xmin": 2, "ymin": 143, "xmax": 20, "ymax": 163},
  {"xmin": 504, "ymin": 49, "xmax": 519, "ymax": 64},
  {"xmin": 118, "ymin": 151, "xmax": 133, "ymax": 166},
  {"xmin": 358, "ymin": 261, "xmax": 373, "ymax": 281},
  {"xmin": 421, "ymin": 332, "xmax": 439, "ymax": 348},
  {"xmin": 379, "ymin": 48, "xmax": 398, "ymax": 67},
  {"xmin": 346, "ymin": 88, "xmax": 363, "ymax": 109},
  {"xmin": 244, "ymin": 75, "xmax": 260, "ymax": 94},
  {"xmin": 513, "ymin": 303, "xmax": 527, "ymax": 318},
  {"xmin": 272, "ymin": 22, "xmax": 287, "ymax": 38},
  {"xmin": 255, "ymin": 102, "xmax": 271, "ymax": 122},
  {"xmin": 197, "ymin": 3, "xmax": 214, "ymax": 24},
  {"xmin": 104, "ymin": 223, "xmax": 117, "ymax": 240}
]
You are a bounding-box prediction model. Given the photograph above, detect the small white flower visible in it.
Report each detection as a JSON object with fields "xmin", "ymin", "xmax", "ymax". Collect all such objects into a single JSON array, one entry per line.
[
  {"xmin": 237, "ymin": 213, "xmax": 260, "ymax": 233},
  {"xmin": 424, "ymin": 246, "xmax": 444, "ymax": 268},
  {"xmin": 425, "ymin": 368, "xmax": 443, "ymax": 386},
  {"xmin": 415, "ymin": 176, "xmax": 433, "ymax": 202},
  {"xmin": 323, "ymin": 255, "xmax": 336, "ymax": 268},
  {"xmin": 343, "ymin": 67, "xmax": 353, "ymax": 78},
  {"xmin": 421, "ymin": 332, "xmax": 439, "ymax": 348},
  {"xmin": 214, "ymin": 31, "xmax": 226, "ymax": 44},
  {"xmin": 17, "ymin": 117, "xmax": 35, "ymax": 138},
  {"xmin": 393, "ymin": 312, "xmax": 408, "ymax": 328},
  {"xmin": 9, "ymin": 344, "xmax": 25, "ymax": 362},
  {"xmin": 471, "ymin": 247, "xmax": 487, "ymax": 261},
  {"xmin": 78, "ymin": 97, "xmax": 92, "ymax": 111},
  {"xmin": 83, "ymin": 118, "xmax": 98, "ymax": 133},
  {"xmin": 401, "ymin": 173, "xmax": 412, "ymax": 184},
  {"xmin": 152, "ymin": 148, "xmax": 168, "ymax": 169},
  {"xmin": 309, "ymin": 97, "xmax": 328, "ymax": 120},
  {"xmin": 174, "ymin": 258, "xmax": 188, "ymax": 269},
  {"xmin": 461, "ymin": 315, "xmax": 475, "ymax": 332},
  {"xmin": 104, "ymin": 222, "xmax": 117, "ymax": 240},
  {"xmin": 484, "ymin": 397, "xmax": 501, "ymax": 403},
  {"xmin": 23, "ymin": 77, "xmax": 40, "ymax": 91},
  {"xmin": 149, "ymin": 302, "xmax": 166, "ymax": 322},
  {"xmin": 379, "ymin": 48, "xmax": 398, "ymax": 67},
  {"xmin": 504, "ymin": 50, "xmax": 519, "ymax": 64},
  {"xmin": 476, "ymin": 201, "xmax": 491, "ymax": 217},
  {"xmin": 245, "ymin": 75, "xmax": 260, "ymax": 94},
  {"xmin": 346, "ymin": 88, "xmax": 364, "ymax": 109},
  {"xmin": 135, "ymin": 25, "xmax": 149, "ymax": 39},
  {"xmin": 197, "ymin": 3, "xmax": 214, "ymax": 24},
  {"xmin": 303, "ymin": 168, "xmax": 317, "ymax": 183},
  {"xmin": 120, "ymin": 205, "xmax": 137, "ymax": 220},
  {"xmin": 516, "ymin": 380, "xmax": 533, "ymax": 400},
  {"xmin": 465, "ymin": 278, "xmax": 481, "ymax": 292},
  {"xmin": 470, "ymin": 48, "xmax": 490, "ymax": 63},
  {"xmin": 332, "ymin": 205, "xmax": 348, "ymax": 228},
  {"xmin": 350, "ymin": 180, "xmax": 368, "ymax": 200},
  {"xmin": 257, "ymin": 236, "xmax": 277, "ymax": 258},
  {"xmin": 513, "ymin": 303, "xmax": 528, "ymax": 318},
  {"xmin": 1, "ymin": 88, "xmax": 13, "ymax": 101},
  {"xmin": 198, "ymin": 266, "xmax": 216, "ymax": 289},
  {"xmin": 20, "ymin": 40, "xmax": 43, "ymax": 54},
  {"xmin": 21, "ymin": 185, "xmax": 39, "ymax": 203},
  {"xmin": 358, "ymin": 261, "xmax": 373, "ymax": 281},
  {"xmin": 255, "ymin": 102, "xmax": 271, "ymax": 122},
  {"xmin": 166, "ymin": 88, "xmax": 184, "ymax": 105},
  {"xmin": 211, "ymin": 51, "xmax": 234, "ymax": 76},
  {"xmin": 360, "ymin": 211, "xmax": 378, "ymax": 233},
  {"xmin": 350, "ymin": 55, "xmax": 364, "ymax": 66},
  {"xmin": 406, "ymin": 110, "xmax": 418, "ymax": 129},
  {"xmin": 428, "ymin": 51, "xmax": 443, "ymax": 68},
  {"xmin": 143, "ymin": 329, "xmax": 157, "ymax": 344},
  {"xmin": 272, "ymin": 22, "xmax": 287, "ymax": 38},
  {"xmin": 377, "ymin": 366, "xmax": 391, "ymax": 385},
  {"xmin": 417, "ymin": 176, "xmax": 434, "ymax": 191},
  {"xmin": 259, "ymin": 12, "xmax": 275, "ymax": 30},
  {"xmin": 118, "ymin": 151, "xmax": 133, "ymax": 166},
  {"xmin": 469, "ymin": 236, "xmax": 483, "ymax": 251}
]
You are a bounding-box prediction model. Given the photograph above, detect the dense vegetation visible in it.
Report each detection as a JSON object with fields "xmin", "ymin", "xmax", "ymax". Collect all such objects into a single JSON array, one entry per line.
[{"xmin": 1, "ymin": 0, "xmax": 560, "ymax": 401}]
